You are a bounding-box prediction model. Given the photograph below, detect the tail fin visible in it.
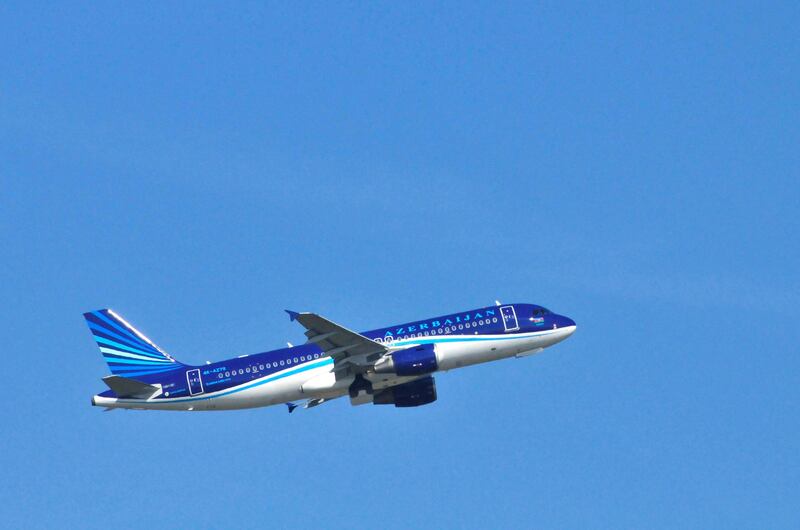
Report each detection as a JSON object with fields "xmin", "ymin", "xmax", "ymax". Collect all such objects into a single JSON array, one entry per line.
[{"xmin": 83, "ymin": 309, "xmax": 186, "ymax": 378}]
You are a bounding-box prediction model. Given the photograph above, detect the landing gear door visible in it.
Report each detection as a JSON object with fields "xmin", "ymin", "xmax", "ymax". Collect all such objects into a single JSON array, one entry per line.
[
  {"xmin": 501, "ymin": 306, "xmax": 519, "ymax": 332},
  {"xmin": 186, "ymin": 369, "xmax": 204, "ymax": 395}
]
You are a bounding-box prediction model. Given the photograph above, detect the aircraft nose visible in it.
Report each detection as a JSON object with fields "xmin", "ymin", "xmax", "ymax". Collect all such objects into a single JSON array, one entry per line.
[{"xmin": 556, "ymin": 314, "xmax": 577, "ymax": 331}]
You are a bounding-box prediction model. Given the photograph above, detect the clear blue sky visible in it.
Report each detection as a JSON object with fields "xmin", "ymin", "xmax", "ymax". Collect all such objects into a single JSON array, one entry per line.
[{"xmin": 1, "ymin": 2, "xmax": 798, "ymax": 528}]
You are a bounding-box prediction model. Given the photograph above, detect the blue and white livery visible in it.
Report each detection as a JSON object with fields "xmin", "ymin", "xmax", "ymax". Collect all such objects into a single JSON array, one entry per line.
[{"xmin": 86, "ymin": 303, "xmax": 577, "ymax": 411}]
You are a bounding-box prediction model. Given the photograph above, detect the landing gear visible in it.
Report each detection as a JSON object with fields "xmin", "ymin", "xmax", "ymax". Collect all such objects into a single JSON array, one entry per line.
[
  {"xmin": 348, "ymin": 374, "xmax": 373, "ymax": 398},
  {"xmin": 348, "ymin": 374, "xmax": 373, "ymax": 405}
]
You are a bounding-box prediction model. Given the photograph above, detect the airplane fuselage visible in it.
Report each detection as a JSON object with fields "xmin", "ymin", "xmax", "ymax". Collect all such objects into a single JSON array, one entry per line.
[{"xmin": 91, "ymin": 303, "xmax": 577, "ymax": 411}]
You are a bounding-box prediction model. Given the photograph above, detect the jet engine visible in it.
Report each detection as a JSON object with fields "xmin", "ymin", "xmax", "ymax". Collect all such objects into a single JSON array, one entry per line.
[
  {"xmin": 373, "ymin": 376, "xmax": 437, "ymax": 407},
  {"xmin": 373, "ymin": 343, "xmax": 438, "ymax": 376}
]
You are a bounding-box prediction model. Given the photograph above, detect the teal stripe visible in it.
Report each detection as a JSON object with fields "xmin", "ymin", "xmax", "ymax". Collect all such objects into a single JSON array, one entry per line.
[
  {"xmin": 94, "ymin": 336, "xmax": 166, "ymax": 359},
  {"xmin": 112, "ymin": 364, "xmax": 180, "ymax": 372},
  {"xmin": 104, "ymin": 355, "xmax": 175, "ymax": 366},
  {"xmin": 116, "ymin": 358, "xmax": 334, "ymax": 404},
  {"xmin": 99, "ymin": 347, "xmax": 172, "ymax": 363},
  {"xmin": 391, "ymin": 329, "xmax": 558, "ymax": 347},
  {"xmin": 112, "ymin": 366, "xmax": 181, "ymax": 377}
]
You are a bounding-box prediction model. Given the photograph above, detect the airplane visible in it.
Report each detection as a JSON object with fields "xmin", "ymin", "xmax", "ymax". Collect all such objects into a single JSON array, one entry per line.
[{"xmin": 86, "ymin": 302, "xmax": 577, "ymax": 412}]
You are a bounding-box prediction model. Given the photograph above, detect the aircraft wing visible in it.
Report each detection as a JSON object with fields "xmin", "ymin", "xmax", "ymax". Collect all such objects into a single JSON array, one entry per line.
[{"xmin": 285, "ymin": 310, "xmax": 387, "ymax": 374}]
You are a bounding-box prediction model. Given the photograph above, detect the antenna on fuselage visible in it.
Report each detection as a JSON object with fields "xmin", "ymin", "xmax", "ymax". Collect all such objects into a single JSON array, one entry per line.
[
  {"xmin": 287, "ymin": 342, "xmax": 293, "ymax": 348},
  {"xmin": 495, "ymin": 300, "xmax": 502, "ymax": 306}
]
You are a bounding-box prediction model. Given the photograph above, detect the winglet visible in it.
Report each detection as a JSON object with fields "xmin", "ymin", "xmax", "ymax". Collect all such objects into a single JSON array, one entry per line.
[{"xmin": 285, "ymin": 310, "xmax": 300, "ymax": 322}]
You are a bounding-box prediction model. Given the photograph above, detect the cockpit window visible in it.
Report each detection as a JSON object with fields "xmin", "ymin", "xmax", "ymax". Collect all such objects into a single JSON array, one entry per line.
[{"xmin": 533, "ymin": 308, "xmax": 551, "ymax": 316}]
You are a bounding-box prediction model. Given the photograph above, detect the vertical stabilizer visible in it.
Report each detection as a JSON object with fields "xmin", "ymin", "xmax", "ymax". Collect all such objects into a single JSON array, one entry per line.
[{"xmin": 83, "ymin": 309, "xmax": 186, "ymax": 378}]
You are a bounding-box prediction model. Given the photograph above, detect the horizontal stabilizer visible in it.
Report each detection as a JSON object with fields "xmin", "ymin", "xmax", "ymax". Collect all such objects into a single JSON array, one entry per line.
[{"xmin": 102, "ymin": 375, "xmax": 161, "ymax": 399}]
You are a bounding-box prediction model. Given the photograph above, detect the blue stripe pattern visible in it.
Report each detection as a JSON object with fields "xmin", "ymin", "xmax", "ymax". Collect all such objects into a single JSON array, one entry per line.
[
  {"xmin": 94, "ymin": 335, "xmax": 169, "ymax": 359},
  {"xmin": 87, "ymin": 323, "xmax": 168, "ymax": 359},
  {"xmin": 83, "ymin": 309, "xmax": 183, "ymax": 376}
]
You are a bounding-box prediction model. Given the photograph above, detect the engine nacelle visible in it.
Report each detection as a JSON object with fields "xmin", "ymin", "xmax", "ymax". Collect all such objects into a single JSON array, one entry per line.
[
  {"xmin": 373, "ymin": 376, "xmax": 437, "ymax": 407},
  {"xmin": 373, "ymin": 343, "xmax": 438, "ymax": 376}
]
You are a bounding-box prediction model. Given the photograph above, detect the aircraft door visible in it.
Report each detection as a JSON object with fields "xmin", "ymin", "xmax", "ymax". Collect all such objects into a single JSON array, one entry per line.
[
  {"xmin": 500, "ymin": 306, "xmax": 519, "ymax": 332},
  {"xmin": 186, "ymin": 369, "xmax": 204, "ymax": 395}
]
